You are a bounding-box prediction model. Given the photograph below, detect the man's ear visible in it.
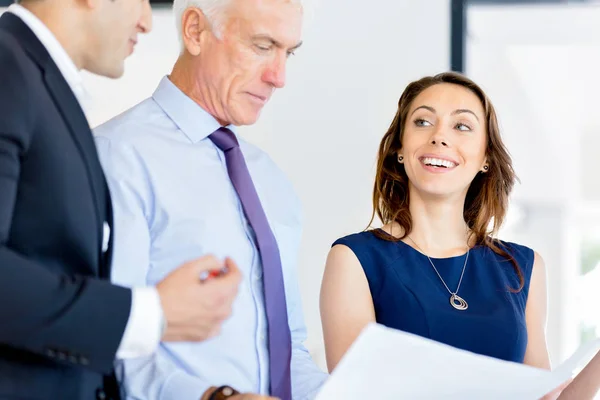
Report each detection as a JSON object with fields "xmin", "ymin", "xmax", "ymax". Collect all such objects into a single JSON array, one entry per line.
[{"xmin": 181, "ymin": 7, "xmax": 210, "ymax": 56}]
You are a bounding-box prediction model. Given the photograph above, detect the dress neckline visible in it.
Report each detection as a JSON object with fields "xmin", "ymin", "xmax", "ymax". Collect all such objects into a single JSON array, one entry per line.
[{"xmin": 372, "ymin": 228, "xmax": 472, "ymax": 261}]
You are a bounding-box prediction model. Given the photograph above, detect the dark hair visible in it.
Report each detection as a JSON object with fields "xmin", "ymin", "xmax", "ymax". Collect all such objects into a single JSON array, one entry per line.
[{"xmin": 370, "ymin": 71, "xmax": 523, "ymax": 291}]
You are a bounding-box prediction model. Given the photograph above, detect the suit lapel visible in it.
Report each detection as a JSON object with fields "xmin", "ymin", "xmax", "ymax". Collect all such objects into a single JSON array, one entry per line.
[
  {"xmin": 0, "ymin": 13, "xmax": 111, "ymax": 276},
  {"xmin": 44, "ymin": 69, "xmax": 105, "ymax": 252}
]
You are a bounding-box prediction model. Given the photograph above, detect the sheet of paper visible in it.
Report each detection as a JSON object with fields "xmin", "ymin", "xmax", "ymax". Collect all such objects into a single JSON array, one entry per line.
[{"xmin": 316, "ymin": 323, "xmax": 600, "ymax": 399}]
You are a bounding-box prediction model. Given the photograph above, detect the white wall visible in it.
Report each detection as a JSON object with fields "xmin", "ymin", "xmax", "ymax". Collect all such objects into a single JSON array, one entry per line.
[
  {"xmin": 467, "ymin": 3, "xmax": 600, "ymax": 364},
  {"xmin": 467, "ymin": 4, "xmax": 600, "ymax": 205}
]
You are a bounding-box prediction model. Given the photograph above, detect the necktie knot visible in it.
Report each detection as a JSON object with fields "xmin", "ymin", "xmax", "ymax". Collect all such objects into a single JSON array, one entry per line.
[{"xmin": 209, "ymin": 127, "xmax": 239, "ymax": 152}]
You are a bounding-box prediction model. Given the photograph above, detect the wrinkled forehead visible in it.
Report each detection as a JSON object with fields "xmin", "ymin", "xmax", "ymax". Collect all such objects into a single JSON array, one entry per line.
[{"xmin": 226, "ymin": 0, "xmax": 304, "ymax": 46}]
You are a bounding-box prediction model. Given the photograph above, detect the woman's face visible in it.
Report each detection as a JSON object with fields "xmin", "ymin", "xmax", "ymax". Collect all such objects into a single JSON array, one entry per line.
[{"xmin": 399, "ymin": 83, "xmax": 488, "ymax": 199}]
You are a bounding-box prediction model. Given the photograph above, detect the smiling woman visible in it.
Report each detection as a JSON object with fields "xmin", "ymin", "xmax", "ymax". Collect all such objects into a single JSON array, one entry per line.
[{"xmin": 319, "ymin": 71, "xmax": 578, "ymax": 399}]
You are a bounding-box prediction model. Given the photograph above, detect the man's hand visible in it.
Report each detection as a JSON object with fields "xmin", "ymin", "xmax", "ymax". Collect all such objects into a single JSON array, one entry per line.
[{"xmin": 157, "ymin": 255, "xmax": 241, "ymax": 342}]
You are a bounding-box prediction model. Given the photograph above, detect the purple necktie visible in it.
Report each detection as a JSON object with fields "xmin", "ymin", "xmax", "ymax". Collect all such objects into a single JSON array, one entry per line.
[{"xmin": 209, "ymin": 127, "xmax": 292, "ymax": 400}]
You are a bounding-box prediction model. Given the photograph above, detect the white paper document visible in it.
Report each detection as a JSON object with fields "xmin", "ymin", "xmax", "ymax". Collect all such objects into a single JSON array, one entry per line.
[{"xmin": 316, "ymin": 323, "xmax": 600, "ymax": 399}]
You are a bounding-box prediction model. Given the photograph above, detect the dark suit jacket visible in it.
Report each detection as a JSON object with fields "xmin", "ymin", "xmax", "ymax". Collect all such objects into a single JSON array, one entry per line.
[{"xmin": 0, "ymin": 12, "xmax": 131, "ymax": 400}]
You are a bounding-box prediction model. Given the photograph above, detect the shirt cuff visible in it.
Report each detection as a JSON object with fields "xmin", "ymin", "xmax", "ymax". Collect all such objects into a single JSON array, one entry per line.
[{"xmin": 116, "ymin": 286, "xmax": 164, "ymax": 359}]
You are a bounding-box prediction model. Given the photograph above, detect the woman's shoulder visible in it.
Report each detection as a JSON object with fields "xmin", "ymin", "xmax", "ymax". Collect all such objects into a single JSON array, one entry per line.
[
  {"xmin": 332, "ymin": 227, "xmax": 403, "ymax": 253},
  {"xmin": 490, "ymin": 239, "xmax": 537, "ymax": 263},
  {"xmin": 486, "ymin": 239, "xmax": 540, "ymax": 292},
  {"xmin": 328, "ymin": 229, "xmax": 399, "ymax": 297},
  {"xmin": 332, "ymin": 229, "xmax": 379, "ymax": 248}
]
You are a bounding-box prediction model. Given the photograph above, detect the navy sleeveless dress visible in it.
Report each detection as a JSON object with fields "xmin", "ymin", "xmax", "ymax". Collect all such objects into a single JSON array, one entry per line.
[{"xmin": 333, "ymin": 229, "xmax": 535, "ymax": 362}]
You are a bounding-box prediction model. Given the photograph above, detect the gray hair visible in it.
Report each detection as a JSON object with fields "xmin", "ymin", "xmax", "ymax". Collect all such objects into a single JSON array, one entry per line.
[
  {"xmin": 173, "ymin": 0, "xmax": 304, "ymax": 51},
  {"xmin": 173, "ymin": 0, "xmax": 231, "ymax": 46}
]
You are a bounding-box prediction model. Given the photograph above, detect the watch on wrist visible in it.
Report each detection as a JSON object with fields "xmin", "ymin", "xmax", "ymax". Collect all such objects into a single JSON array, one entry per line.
[{"xmin": 208, "ymin": 386, "xmax": 240, "ymax": 400}]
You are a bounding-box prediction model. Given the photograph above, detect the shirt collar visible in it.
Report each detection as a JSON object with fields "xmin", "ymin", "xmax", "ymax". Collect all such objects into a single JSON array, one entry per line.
[
  {"xmin": 152, "ymin": 76, "xmax": 239, "ymax": 143},
  {"xmin": 7, "ymin": 4, "xmax": 84, "ymax": 100}
]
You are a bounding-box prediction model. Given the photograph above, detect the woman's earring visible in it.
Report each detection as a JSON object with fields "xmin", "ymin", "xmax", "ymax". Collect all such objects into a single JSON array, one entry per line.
[
  {"xmin": 482, "ymin": 165, "xmax": 489, "ymax": 172},
  {"xmin": 397, "ymin": 154, "xmax": 404, "ymax": 163}
]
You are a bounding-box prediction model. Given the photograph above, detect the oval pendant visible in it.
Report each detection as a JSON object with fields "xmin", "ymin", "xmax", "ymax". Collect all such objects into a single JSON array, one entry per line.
[{"xmin": 450, "ymin": 294, "xmax": 468, "ymax": 311}]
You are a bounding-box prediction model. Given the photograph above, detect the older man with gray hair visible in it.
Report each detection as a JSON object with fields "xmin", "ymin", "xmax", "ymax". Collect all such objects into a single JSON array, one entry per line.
[{"xmin": 93, "ymin": 0, "xmax": 328, "ymax": 399}]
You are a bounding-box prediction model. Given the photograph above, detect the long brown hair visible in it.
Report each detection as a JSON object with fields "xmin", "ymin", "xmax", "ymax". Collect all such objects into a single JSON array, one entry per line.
[{"xmin": 370, "ymin": 71, "xmax": 523, "ymax": 291}]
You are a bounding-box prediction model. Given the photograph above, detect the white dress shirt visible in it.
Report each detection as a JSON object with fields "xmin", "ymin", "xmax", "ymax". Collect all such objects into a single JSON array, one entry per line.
[{"xmin": 6, "ymin": 4, "xmax": 163, "ymax": 360}]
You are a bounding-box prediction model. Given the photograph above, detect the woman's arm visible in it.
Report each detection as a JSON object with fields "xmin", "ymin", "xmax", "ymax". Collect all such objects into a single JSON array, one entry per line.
[
  {"xmin": 319, "ymin": 244, "xmax": 376, "ymax": 372},
  {"xmin": 523, "ymin": 252, "xmax": 567, "ymax": 400},
  {"xmin": 523, "ymin": 251, "xmax": 552, "ymax": 370}
]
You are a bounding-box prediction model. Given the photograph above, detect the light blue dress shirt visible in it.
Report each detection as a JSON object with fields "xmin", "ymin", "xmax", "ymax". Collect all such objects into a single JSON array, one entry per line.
[{"xmin": 94, "ymin": 77, "xmax": 327, "ymax": 400}]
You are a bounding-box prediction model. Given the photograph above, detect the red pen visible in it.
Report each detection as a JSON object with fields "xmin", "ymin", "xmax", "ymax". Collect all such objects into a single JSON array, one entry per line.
[{"xmin": 199, "ymin": 266, "xmax": 229, "ymax": 282}]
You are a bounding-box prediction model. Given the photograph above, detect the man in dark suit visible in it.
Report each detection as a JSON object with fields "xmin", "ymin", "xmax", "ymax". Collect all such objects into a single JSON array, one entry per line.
[{"xmin": 0, "ymin": 1, "xmax": 241, "ymax": 399}]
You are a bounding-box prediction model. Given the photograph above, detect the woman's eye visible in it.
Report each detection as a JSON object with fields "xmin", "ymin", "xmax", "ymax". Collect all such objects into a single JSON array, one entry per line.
[
  {"xmin": 456, "ymin": 123, "xmax": 472, "ymax": 131},
  {"xmin": 415, "ymin": 118, "xmax": 432, "ymax": 127}
]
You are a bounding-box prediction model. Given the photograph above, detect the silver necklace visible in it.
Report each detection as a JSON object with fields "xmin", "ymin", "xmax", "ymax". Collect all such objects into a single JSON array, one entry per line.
[{"xmin": 407, "ymin": 236, "xmax": 469, "ymax": 311}]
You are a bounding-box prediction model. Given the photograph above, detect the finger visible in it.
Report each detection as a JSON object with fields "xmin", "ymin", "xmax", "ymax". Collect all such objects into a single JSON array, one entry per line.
[
  {"xmin": 193, "ymin": 254, "xmax": 225, "ymax": 273},
  {"xmin": 209, "ymin": 258, "xmax": 242, "ymax": 289},
  {"xmin": 202, "ymin": 277, "xmax": 238, "ymax": 303},
  {"xmin": 224, "ymin": 257, "xmax": 242, "ymax": 282},
  {"xmin": 207, "ymin": 293, "xmax": 235, "ymax": 319},
  {"xmin": 206, "ymin": 325, "xmax": 222, "ymax": 339},
  {"xmin": 215, "ymin": 303, "xmax": 233, "ymax": 321}
]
